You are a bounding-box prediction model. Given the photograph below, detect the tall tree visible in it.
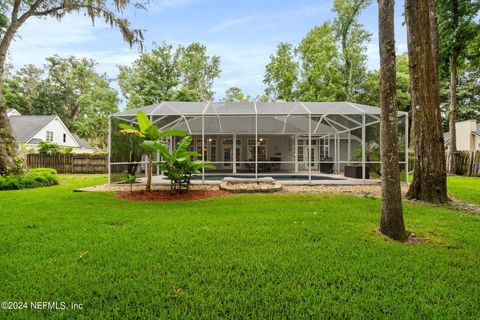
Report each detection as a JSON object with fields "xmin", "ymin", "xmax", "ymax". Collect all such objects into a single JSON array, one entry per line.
[
  {"xmin": 405, "ymin": 0, "xmax": 448, "ymax": 203},
  {"xmin": 4, "ymin": 56, "xmax": 119, "ymax": 148},
  {"xmin": 436, "ymin": 0, "xmax": 479, "ymax": 173},
  {"xmin": 378, "ymin": 0, "xmax": 406, "ymax": 241},
  {"xmin": 3, "ymin": 64, "xmax": 43, "ymax": 114},
  {"xmin": 332, "ymin": 0, "xmax": 372, "ymax": 101},
  {"xmin": 0, "ymin": 0, "xmax": 143, "ymax": 174},
  {"xmin": 440, "ymin": 31, "xmax": 480, "ymax": 129},
  {"xmin": 223, "ymin": 87, "xmax": 251, "ymax": 103},
  {"xmin": 296, "ymin": 22, "xmax": 343, "ymax": 101},
  {"xmin": 118, "ymin": 42, "xmax": 221, "ymax": 109},
  {"xmin": 263, "ymin": 42, "xmax": 298, "ymax": 101},
  {"xmin": 118, "ymin": 43, "xmax": 182, "ymax": 109},
  {"xmin": 179, "ymin": 43, "xmax": 221, "ymax": 101},
  {"xmin": 356, "ymin": 54, "xmax": 411, "ymax": 112}
]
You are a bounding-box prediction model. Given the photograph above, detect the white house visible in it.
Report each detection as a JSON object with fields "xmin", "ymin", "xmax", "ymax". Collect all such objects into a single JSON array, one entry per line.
[
  {"xmin": 444, "ymin": 119, "xmax": 480, "ymax": 152},
  {"xmin": 7, "ymin": 109, "xmax": 95, "ymax": 154}
]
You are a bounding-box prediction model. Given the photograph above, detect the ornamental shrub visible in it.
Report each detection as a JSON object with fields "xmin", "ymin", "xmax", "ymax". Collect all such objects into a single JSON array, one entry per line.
[{"xmin": 0, "ymin": 168, "xmax": 59, "ymax": 190}]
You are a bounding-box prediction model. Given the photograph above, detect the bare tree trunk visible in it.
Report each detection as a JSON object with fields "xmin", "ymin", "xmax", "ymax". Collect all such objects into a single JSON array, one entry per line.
[
  {"xmin": 447, "ymin": 0, "xmax": 459, "ymax": 175},
  {"xmin": 378, "ymin": 0, "xmax": 406, "ymax": 241},
  {"xmin": 405, "ymin": 0, "xmax": 448, "ymax": 203},
  {"xmin": 448, "ymin": 53, "xmax": 459, "ymax": 174}
]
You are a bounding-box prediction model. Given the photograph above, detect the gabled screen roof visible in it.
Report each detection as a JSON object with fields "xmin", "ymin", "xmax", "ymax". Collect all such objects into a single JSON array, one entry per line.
[{"xmin": 113, "ymin": 101, "xmax": 408, "ymax": 117}]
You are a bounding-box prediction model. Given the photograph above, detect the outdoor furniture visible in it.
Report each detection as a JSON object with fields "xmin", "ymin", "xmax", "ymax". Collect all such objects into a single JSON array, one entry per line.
[
  {"xmin": 320, "ymin": 157, "xmax": 334, "ymax": 173},
  {"xmin": 270, "ymin": 157, "xmax": 281, "ymax": 172},
  {"xmin": 344, "ymin": 165, "xmax": 370, "ymax": 179}
]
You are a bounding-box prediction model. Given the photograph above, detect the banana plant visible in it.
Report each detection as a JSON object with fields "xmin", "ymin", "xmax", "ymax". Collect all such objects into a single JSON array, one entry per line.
[
  {"xmin": 119, "ymin": 111, "xmax": 186, "ymax": 192},
  {"xmin": 154, "ymin": 136, "xmax": 216, "ymax": 194}
]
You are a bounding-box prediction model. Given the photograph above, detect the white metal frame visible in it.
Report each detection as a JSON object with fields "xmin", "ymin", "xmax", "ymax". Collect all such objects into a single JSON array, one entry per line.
[{"xmin": 108, "ymin": 102, "xmax": 409, "ymax": 185}]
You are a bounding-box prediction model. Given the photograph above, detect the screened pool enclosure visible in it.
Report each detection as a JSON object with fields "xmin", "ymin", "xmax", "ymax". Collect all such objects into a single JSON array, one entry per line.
[{"xmin": 108, "ymin": 101, "xmax": 409, "ymax": 184}]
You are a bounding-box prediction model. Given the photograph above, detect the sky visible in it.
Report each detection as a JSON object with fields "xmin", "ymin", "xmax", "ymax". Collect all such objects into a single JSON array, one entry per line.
[{"xmin": 8, "ymin": 0, "xmax": 408, "ymax": 108}]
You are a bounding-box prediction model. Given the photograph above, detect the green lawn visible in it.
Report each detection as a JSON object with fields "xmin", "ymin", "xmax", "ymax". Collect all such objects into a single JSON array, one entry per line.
[
  {"xmin": 448, "ymin": 176, "xmax": 480, "ymax": 204},
  {"xmin": 1, "ymin": 175, "xmax": 480, "ymax": 319}
]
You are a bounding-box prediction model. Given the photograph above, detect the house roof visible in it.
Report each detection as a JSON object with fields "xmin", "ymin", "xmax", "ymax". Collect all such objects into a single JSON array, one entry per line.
[
  {"xmin": 72, "ymin": 133, "xmax": 93, "ymax": 149},
  {"xmin": 9, "ymin": 115, "xmax": 93, "ymax": 149},
  {"xmin": 9, "ymin": 115, "xmax": 57, "ymax": 143}
]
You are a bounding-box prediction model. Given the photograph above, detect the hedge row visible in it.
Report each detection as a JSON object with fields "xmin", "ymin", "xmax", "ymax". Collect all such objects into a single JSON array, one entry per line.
[{"xmin": 0, "ymin": 168, "xmax": 59, "ymax": 190}]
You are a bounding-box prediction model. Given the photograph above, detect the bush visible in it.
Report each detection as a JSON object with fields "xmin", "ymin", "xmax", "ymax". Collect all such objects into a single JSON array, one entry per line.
[
  {"xmin": 38, "ymin": 141, "xmax": 61, "ymax": 154},
  {"xmin": 0, "ymin": 168, "xmax": 59, "ymax": 190}
]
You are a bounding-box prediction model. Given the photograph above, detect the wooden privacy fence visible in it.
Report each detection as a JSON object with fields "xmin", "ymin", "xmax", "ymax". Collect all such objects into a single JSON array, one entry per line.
[
  {"xmin": 446, "ymin": 151, "xmax": 480, "ymax": 177},
  {"xmin": 26, "ymin": 154, "xmax": 108, "ymax": 174}
]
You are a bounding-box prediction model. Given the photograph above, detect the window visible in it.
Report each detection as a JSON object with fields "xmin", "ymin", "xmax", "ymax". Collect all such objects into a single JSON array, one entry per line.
[
  {"xmin": 320, "ymin": 138, "xmax": 330, "ymax": 158},
  {"xmin": 63, "ymin": 133, "xmax": 66, "ymax": 143},
  {"xmin": 46, "ymin": 131, "xmax": 54, "ymax": 142},
  {"xmin": 222, "ymin": 139, "xmax": 242, "ymax": 167},
  {"xmin": 247, "ymin": 138, "xmax": 267, "ymax": 161},
  {"xmin": 196, "ymin": 138, "xmax": 216, "ymax": 162}
]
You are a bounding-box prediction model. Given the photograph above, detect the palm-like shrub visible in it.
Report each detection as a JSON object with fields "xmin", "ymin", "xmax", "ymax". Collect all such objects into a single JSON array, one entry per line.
[
  {"xmin": 119, "ymin": 111, "xmax": 186, "ymax": 192},
  {"xmin": 155, "ymin": 136, "xmax": 215, "ymax": 194}
]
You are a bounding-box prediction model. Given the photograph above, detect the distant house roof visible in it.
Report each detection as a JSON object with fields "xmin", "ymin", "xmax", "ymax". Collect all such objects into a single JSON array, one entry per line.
[
  {"xmin": 72, "ymin": 133, "xmax": 93, "ymax": 149},
  {"xmin": 9, "ymin": 114, "xmax": 93, "ymax": 149},
  {"xmin": 9, "ymin": 115, "xmax": 57, "ymax": 143}
]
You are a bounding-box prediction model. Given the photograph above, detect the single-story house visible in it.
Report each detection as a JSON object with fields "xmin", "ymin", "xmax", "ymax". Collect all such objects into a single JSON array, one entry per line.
[
  {"xmin": 109, "ymin": 101, "xmax": 409, "ymax": 184},
  {"xmin": 444, "ymin": 119, "xmax": 480, "ymax": 152},
  {"xmin": 7, "ymin": 108, "xmax": 95, "ymax": 154}
]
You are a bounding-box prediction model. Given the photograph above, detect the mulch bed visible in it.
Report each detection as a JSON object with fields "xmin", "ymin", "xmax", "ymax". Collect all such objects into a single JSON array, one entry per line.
[{"xmin": 117, "ymin": 189, "xmax": 229, "ymax": 202}]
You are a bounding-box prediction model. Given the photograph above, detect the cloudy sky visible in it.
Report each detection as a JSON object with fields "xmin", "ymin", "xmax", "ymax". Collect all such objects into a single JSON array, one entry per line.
[{"xmin": 8, "ymin": 0, "xmax": 408, "ymax": 107}]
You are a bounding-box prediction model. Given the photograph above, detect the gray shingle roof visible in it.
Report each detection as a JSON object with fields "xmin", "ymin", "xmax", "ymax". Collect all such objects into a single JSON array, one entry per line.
[
  {"xmin": 72, "ymin": 133, "xmax": 93, "ymax": 149},
  {"xmin": 9, "ymin": 115, "xmax": 57, "ymax": 143}
]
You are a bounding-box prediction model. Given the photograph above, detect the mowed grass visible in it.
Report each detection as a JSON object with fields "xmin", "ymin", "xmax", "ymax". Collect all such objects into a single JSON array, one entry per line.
[
  {"xmin": 448, "ymin": 176, "xmax": 480, "ymax": 204},
  {"xmin": 1, "ymin": 175, "xmax": 480, "ymax": 319}
]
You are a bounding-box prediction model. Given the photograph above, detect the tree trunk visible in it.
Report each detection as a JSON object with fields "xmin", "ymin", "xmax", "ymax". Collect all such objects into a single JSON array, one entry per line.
[
  {"xmin": 405, "ymin": 0, "xmax": 448, "ymax": 203},
  {"xmin": 448, "ymin": 52, "xmax": 459, "ymax": 174},
  {"xmin": 428, "ymin": 0, "xmax": 439, "ymax": 78},
  {"xmin": 378, "ymin": 0, "xmax": 406, "ymax": 241},
  {"xmin": 0, "ymin": 22, "xmax": 22, "ymax": 175},
  {"xmin": 447, "ymin": 0, "xmax": 459, "ymax": 175},
  {"xmin": 145, "ymin": 154, "xmax": 152, "ymax": 192}
]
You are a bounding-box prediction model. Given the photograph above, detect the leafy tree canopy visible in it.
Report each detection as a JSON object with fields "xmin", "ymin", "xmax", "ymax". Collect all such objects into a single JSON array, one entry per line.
[
  {"xmin": 3, "ymin": 56, "xmax": 119, "ymax": 148},
  {"xmin": 223, "ymin": 87, "xmax": 251, "ymax": 103},
  {"xmin": 118, "ymin": 42, "xmax": 221, "ymax": 109}
]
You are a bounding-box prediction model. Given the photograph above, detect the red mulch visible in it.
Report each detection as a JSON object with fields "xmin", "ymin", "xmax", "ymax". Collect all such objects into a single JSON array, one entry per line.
[{"xmin": 117, "ymin": 189, "xmax": 229, "ymax": 202}]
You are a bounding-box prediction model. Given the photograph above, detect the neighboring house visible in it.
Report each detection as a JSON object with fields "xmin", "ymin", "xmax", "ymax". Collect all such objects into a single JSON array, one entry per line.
[
  {"xmin": 7, "ymin": 109, "xmax": 95, "ymax": 154},
  {"xmin": 7, "ymin": 108, "xmax": 21, "ymax": 117},
  {"xmin": 444, "ymin": 119, "xmax": 480, "ymax": 152}
]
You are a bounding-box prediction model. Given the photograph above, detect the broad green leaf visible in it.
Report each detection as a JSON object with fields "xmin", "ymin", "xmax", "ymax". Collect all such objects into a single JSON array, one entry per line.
[
  {"xmin": 173, "ymin": 136, "xmax": 193, "ymax": 157},
  {"xmin": 144, "ymin": 125, "xmax": 159, "ymax": 140},
  {"xmin": 136, "ymin": 111, "xmax": 151, "ymax": 133},
  {"xmin": 154, "ymin": 143, "xmax": 173, "ymax": 161}
]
